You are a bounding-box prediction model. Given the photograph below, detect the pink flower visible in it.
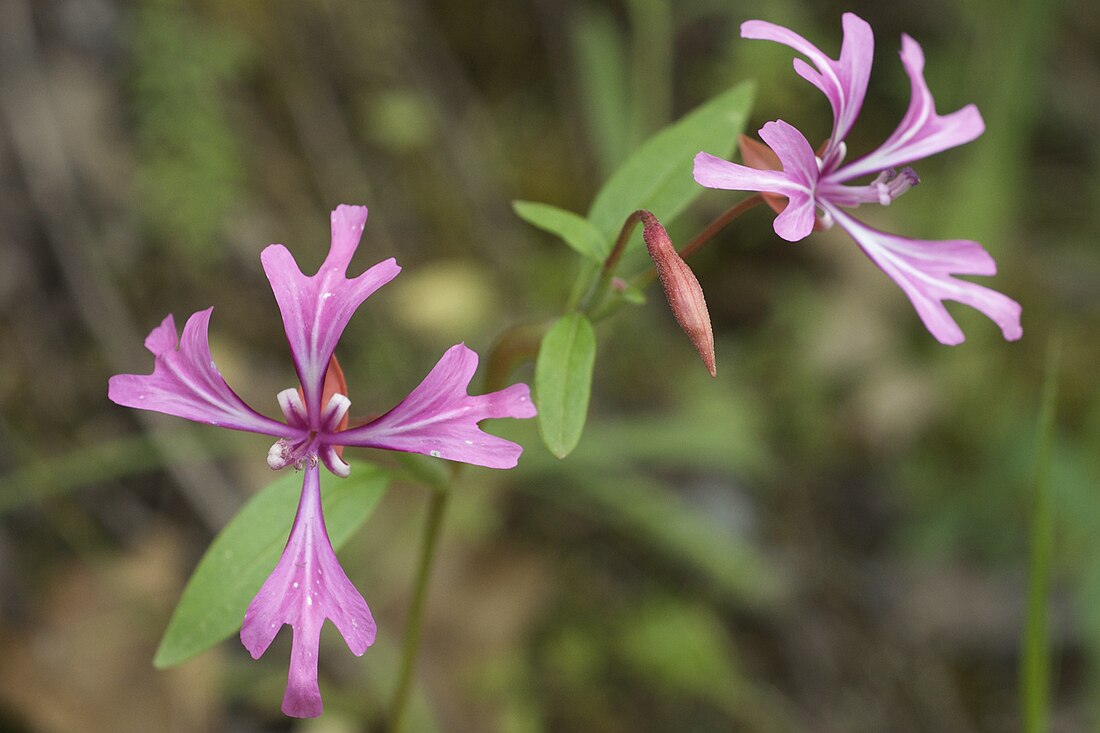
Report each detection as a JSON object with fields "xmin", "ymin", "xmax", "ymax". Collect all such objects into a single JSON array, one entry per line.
[
  {"xmin": 108, "ymin": 205, "xmax": 536, "ymax": 716},
  {"xmin": 694, "ymin": 13, "xmax": 1022, "ymax": 345}
]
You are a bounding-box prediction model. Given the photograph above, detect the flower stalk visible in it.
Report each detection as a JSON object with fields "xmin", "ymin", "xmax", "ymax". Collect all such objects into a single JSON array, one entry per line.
[{"xmin": 387, "ymin": 479, "xmax": 453, "ymax": 733}]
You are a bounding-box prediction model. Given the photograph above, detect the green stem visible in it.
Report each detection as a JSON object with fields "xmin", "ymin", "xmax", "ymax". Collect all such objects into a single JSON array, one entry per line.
[
  {"xmin": 387, "ymin": 480, "xmax": 453, "ymax": 733},
  {"xmin": 678, "ymin": 193, "xmax": 763, "ymax": 261},
  {"xmin": 386, "ymin": 323, "xmax": 537, "ymax": 731},
  {"xmin": 1021, "ymin": 332, "xmax": 1062, "ymax": 733},
  {"xmin": 578, "ymin": 210, "xmax": 644, "ymax": 314}
]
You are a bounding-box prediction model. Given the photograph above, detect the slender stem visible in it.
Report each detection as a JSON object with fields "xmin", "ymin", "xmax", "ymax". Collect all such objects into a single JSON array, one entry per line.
[
  {"xmin": 678, "ymin": 194, "xmax": 763, "ymax": 261},
  {"xmin": 387, "ymin": 481, "xmax": 453, "ymax": 733},
  {"xmin": 631, "ymin": 195, "xmax": 763, "ymax": 290},
  {"xmin": 1021, "ymin": 332, "xmax": 1062, "ymax": 733},
  {"xmin": 603, "ymin": 209, "xmax": 645, "ymax": 276},
  {"xmin": 385, "ymin": 196, "xmax": 765, "ymax": 730},
  {"xmin": 386, "ymin": 321, "xmax": 538, "ymax": 731},
  {"xmin": 578, "ymin": 210, "xmax": 645, "ymax": 315}
]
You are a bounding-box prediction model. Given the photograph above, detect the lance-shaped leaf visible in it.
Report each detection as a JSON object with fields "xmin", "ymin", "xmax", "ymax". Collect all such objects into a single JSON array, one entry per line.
[
  {"xmin": 154, "ymin": 465, "xmax": 388, "ymax": 668},
  {"xmin": 513, "ymin": 201, "xmax": 611, "ymax": 262},
  {"xmin": 587, "ymin": 82, "xmax": 755, "ymax": 241},
  {"xmin": 535, "ymin": 314, "xmax": 597, "ymax": 459}
]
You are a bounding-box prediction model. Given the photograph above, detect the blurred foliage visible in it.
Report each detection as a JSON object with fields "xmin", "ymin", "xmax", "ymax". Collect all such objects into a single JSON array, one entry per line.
[
  {"xmin": 130, "ymin": 0, "xmax": 249, "ymax": 259},
  {"xmin": 0, "ymin": 0, "xmax": 1097, "ymax": 731}
]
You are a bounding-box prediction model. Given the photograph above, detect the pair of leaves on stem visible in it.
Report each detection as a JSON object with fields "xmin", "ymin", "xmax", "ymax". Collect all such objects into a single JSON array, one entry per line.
[{"xmin": 519, "ymin": 82, "xmax": 755, "ymax": 458}]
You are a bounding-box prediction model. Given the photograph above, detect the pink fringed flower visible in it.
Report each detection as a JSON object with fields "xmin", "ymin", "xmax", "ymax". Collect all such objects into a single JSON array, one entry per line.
[
  {"xmin": 694, "ymin": 13, "xmax": 1022, "ymax": 345},
  {"xmin": 108, "ymin": 205, "xmax": 536, "ymax": 717}
]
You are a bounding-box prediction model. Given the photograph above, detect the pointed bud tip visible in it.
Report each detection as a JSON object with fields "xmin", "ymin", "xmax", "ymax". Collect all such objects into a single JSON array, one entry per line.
[{"xmin": 641, "ymin": 212, "xmax": 718, "ymax": 378}]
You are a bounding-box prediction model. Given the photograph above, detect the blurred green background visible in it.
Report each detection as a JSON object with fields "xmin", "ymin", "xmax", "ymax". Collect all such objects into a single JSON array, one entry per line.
[{"xmin": 0, "ymin": 0, "xmax": 1096, "ymax": 731}]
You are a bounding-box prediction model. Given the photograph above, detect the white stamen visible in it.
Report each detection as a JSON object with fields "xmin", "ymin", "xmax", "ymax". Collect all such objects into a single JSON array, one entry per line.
[
  {"xmin": 320, "ymin": 393, "xmax": 352, "ymax": 432},
  {"xmin": 276, "ymin": 388, "xmax": 309, "ymax": 428},
  {"xmin": 321, "ymin": 444, "xmax": 351, "ymax": 478},
  {"xmin": 267, "ymin": 440, "xmax": 292, "ymax": 470}
]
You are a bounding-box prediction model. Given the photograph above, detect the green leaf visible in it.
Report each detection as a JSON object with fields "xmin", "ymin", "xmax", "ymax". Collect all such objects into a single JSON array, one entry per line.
[
  {"xmin": 513, "ymin": 200, "xmax": 610, "ymax": 262},
  {"xmin": 154, "ymin": 465, "xmax": 388, "ymax": 668},
  {"xmin": 535, "ymin": 314, "xmax": 597, "ymax": 459},
  {"xmin": 587, "ymin": 81, "xmax": 755, "ymax": 240}
]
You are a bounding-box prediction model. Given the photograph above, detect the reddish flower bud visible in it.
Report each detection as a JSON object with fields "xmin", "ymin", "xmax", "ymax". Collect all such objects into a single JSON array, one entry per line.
[{"xmin": 641, "ymin": 211, "xmax": 716, "ymax": 377}]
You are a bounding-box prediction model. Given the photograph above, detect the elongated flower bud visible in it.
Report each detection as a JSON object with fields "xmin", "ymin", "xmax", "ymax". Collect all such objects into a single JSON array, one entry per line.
[{"xmin": 641, "ymin": 211, "xmax": 716, "ymax": 377}]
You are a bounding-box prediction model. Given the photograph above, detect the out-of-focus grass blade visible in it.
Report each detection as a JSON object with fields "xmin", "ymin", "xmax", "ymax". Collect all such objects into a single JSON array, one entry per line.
[
  {"xmin": 154, "ymin": 464, "xmax": 388, "ymax": 668},
  {"xmin": 571, "ymin": 3, "xmax": 633, "ymax": 175},
  {"xmin": 0, "ymin": 429, "xmax": 242, "ymax": 515},
  {"xmin": 528, "ymin": 470, "xmax": 783, "ymax": 607},
  {"xmin": 1021, "ymin": 333, "xmax": 1062, "ymax": 733}
]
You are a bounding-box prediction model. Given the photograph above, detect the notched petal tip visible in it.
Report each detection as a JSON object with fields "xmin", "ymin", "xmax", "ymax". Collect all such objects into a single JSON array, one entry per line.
[
  {"xmin": 495, "ymin": 382, "xmax": 538, "ymax": 419},
  {"xmin": 143, "ymin": 313, "xmax": 181, "ymax": 355},
  {"xmin": 741, "ymin": 14, "xmax": 874, "ymax": 150},
  {"xmin": 108, "ymin": 309, "xmax": 292, "ymax": 437},
  {"xmin": 833, "ymin": 25, "xmax": 983, "ymax": 181},
  {"xmin": 332, "ymin": 203, "xmax": 368, "ymax": 224},
  {"xmin": 261, "ymin": 209, "xmax": 401, "ymax": 419},
  {"xmin": 827, "ymin": 205, "xmax": 1022, "ymax": 345},
  {"xmin": 332, "ymin": 344, "xmax": 536, "ymax": 469},
  {"xmin": 242, "ymin": 464, "xmax": 376, "ymax": 718}
]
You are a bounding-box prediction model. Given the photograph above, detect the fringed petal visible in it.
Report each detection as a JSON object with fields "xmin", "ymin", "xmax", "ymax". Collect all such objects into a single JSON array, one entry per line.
[
  {"xmin": 108, "ymin": 310, "xmax": 296, "ymax": 438},
  {"xmin": 826, "ymin": 204, "xmax": 1022, "ymax": 345},
  {"xmin": 332, "ymin": 344, "xmax": 537, "ymax": 469},
  {"xmin": 240, "ymin": 462, "xmax": 376, "ymax": 718},
  {"xmin": 742, "ymin": 13, "xmax": 874, "ymax": 159},
  {"xmin": 261, "ymin": 205, "xmax": 400, "ymax": 426},
  {"xmin": 832, "ymin": 34, "xmax": 985, "ymax": 182}
]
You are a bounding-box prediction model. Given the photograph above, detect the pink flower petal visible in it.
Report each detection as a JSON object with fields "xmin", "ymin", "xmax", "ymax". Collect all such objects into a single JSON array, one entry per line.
[
  {"xmin": 757, "ymin": 121, "xmax": 821, "ymax": 241},
  {"xmin": 262, "ymin": 205, "xmax": 400, "ymax": 426},
  {"xmin": 832, "ymin": 34, "xmax": 985, "ymax": 182},
  {"xmin": 332, "ymin": 344, "xmax": 537, "ymax": 469},
  {"xmin": 743, "ymin": 13, "xmax": 873, "ymax": 160},
  {"xmin": 693, "ymin": 151, "xmax": 801, "ymax": 195},
  {"xmin": 825, "ymin": 204, "xmax": 1022, "ymax": 344},
  {"xmin": 696, "ymin": 122, "xmax": 821, "ymax": 242},
  {"xmin": 108, "ymin": 310, "xmax": 296, "ymax": 437},
  {"xmin": 240, "ymin": 461, "xmax": 376, "ymax": 718}
]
